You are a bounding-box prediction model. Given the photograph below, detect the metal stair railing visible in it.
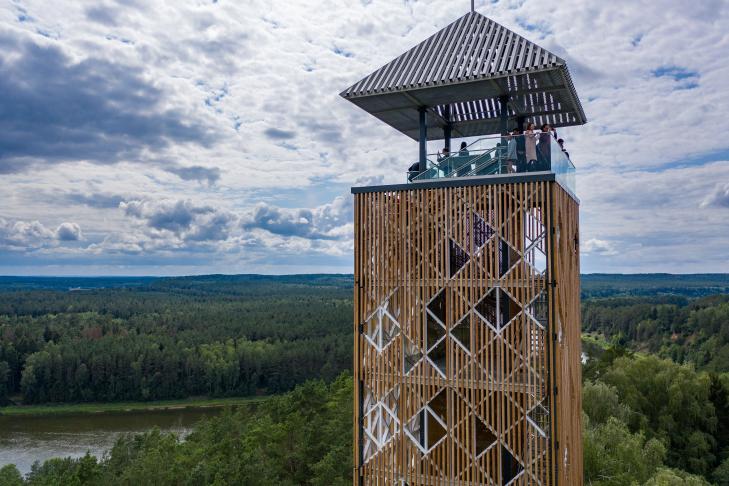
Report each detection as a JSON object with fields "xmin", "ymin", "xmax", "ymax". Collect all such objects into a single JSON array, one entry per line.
[{"xmin": 410, "ymin": 146, "xmax": 502, "ymax": 182}]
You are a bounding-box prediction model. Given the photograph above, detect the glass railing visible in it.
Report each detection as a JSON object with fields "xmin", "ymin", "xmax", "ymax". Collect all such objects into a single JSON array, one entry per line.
[
  {"xmin": 407, "ymin": 133, "xmax": 576, "ymax": 195},
  {"xmin": 551, "ymin": 137, "xmax": 576, "ymax": 196}
]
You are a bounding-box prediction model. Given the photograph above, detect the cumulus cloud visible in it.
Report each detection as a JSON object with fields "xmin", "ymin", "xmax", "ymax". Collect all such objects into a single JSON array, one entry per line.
[
  {"xmin": 84, "ymin": 191, "xmax": 355, "ymax": 260},
  {"xmin": 242, "ymin": 195, "xmax": 352, "ymax": 240},
  {"xmin": 0, "ymin": 31, "xmax": 215, "ymax": 174},
  {"xmin": 582, "ymin": 238, "xmax": 618, "ymax": 257},
  {"xmin": 55, "ymin": 222, "xmax": 82, "ymax": 241},
  {"xmin": 0, "ymin": 218, "xmax": 82, "ymax": 250},
  {"xmin": 0, "ymin": 218, "xmax": 54, "ymax": 249},
  {"xmin": 700, "ymin": 183, "xmax": 729, "ymax": 209},
  {"xmin": 121, "ymin": 199, "xmax": 236, "ymax": 242}
]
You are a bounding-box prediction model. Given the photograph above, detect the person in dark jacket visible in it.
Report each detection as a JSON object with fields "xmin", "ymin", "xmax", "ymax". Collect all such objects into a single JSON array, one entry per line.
[
  {"xmin": 557, "ymin": 138, "xmax": 570, "ymax": 160},
  {"xmin": 524, "ymin": 122, "xmax": 538, "ymax": 171},
  {"xmin": 459, "ymin": 141, "xmax": 469, "ymax": 156},
  {"xmin": 516, "ymin": 129, "xmax": 526, "ymax": 172},
  {"xmin": 537, "ymin": 124, "xmax": 556, "ymax": 170}
]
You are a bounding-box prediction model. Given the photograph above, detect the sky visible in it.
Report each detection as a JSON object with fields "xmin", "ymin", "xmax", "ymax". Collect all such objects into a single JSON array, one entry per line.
[{"xmin": 0, "ymin": 0, "xmax": 728, "ymax": 276}]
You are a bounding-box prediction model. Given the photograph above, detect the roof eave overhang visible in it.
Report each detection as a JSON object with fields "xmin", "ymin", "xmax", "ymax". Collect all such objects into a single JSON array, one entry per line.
[
  {"xmin": 341, "ymin": 65, "xmax": 587, "ymax": 141},
  {"xmin": 341, "ymin": 63, "xmax": 564, "ymax": 101}
]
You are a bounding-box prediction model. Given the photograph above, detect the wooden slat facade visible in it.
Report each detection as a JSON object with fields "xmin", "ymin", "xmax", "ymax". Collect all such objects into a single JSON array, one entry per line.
[{"xmin": 353, "ymin": 180, "xmax": 581, "ymax": 486}]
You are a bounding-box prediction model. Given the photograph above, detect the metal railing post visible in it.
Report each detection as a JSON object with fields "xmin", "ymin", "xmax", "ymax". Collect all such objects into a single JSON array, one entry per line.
[{"xmin": 419, "ymin": 107, "xmax": 428, "ymax": 172}]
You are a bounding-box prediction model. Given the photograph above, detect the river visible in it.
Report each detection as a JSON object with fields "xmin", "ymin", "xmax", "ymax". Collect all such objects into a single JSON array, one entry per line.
[{"xmin": 0, "ymin": 407, "xmax": 224, "ymax": 476}]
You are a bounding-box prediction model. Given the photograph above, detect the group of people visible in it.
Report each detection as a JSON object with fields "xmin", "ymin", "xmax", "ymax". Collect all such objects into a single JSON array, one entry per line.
[
  {"xmin": 503, "ymin": 123, "xmax": 565, "ymax": 173},
  {"xmin": 408, "ymin": 123, "xmax": 571, "ymax": 181},
  {"xmin": 435, "ymin": 123, "xmax": 570, "ymax": 174},
  {"xmin": 436, "ymin": 141, "xmax": 471, "ymax": 161}
]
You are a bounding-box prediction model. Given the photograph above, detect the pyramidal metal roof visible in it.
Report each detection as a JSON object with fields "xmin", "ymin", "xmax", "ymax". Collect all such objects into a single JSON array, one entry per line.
[{"xmin": 340, "ymin": 11, "xmax": 586, "ymax": 140}]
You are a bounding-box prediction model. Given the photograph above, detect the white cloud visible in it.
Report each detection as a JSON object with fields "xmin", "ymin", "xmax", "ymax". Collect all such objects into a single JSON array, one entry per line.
[
  {"xmin": 242, "ymin": 194, "xmax": 353, "ymax": 240},
  {"xmin": 79, "ymin": 191, "xmax": 353, "ymax": 266},
  {"xmin": 0, "ymin": 217, "xmax": 82, "ymax": 250},
  {"xmin": 583, "ymin": 239, "xmax": 618, "ymax": 257},
  {"xmin": 120, "ymin": 199, "xmax": 236, "ymax": 242},
  {"xmin": 55, "ymin": 222, "xmax": 82, "ymax": 241}
]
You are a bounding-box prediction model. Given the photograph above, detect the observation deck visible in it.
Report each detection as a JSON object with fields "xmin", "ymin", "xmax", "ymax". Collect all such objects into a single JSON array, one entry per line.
[
  {"xmin": 407, "ymin": 133, "xmax": 575, "ymax": 196},
  {"xmin": 352, "ymin": 132, "xmax": 576, "ymax": 202}
]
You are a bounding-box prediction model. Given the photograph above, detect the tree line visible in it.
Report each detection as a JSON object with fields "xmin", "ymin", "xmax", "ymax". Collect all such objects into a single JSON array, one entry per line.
[
  {"xmin": 0, "ymin": 276, "xmax": 353, "ymax": 405},
  {"xmin": 582, "ymin": 294, "xmax": 729, "ymax": 373}
]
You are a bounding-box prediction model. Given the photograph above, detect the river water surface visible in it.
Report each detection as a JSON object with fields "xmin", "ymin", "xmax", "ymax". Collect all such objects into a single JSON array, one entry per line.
[{"xmin": 0, "ymin": 407, "xmax": 224, "ymax": 476}]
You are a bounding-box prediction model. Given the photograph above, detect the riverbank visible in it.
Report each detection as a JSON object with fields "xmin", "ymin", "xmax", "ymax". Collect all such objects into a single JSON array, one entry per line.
[{"xmin": 0, "ymin": 395, "xmax": 268, "ymax": 417}]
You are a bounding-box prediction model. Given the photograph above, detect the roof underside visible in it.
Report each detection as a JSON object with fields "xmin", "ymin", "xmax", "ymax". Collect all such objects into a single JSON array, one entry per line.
[{"xmin": 341, "ymin": 12, "xmax": 587, "ymax": 140}]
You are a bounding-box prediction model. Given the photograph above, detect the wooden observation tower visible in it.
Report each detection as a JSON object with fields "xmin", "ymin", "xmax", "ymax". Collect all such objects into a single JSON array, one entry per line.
[{"xmin": 342, "ymin": 10, "xmax": 585, "ymax": 486}]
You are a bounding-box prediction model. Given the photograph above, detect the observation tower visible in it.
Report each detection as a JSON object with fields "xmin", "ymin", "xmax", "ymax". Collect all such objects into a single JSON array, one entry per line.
[{"xmin": 343, "ymin": 10, "xmax": 585, "ymax": 486}]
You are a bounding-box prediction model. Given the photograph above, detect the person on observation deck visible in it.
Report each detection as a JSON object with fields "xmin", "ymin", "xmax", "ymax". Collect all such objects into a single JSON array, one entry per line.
[
  {"xmin": 437, "ymin": 146, "xmax": 450, "ymax": 162},
  {"xmin": 506, "ymin": 129, "xmax": 519, "ymax": 173},
  {"xmin": 558, "ymin": 138, "xmax": 570, "ymax": 160},
  {"xmin": 524, "ymin": 122, "xmax": 538, "ymax": 171},
  {"xmin": 459, "ymin": 141, "xmax": 469, "ymax": 156},
  {"xmin": 516, "ymin": 128, "xmax": 526, "ymax": 171},
  {"xmin": 537, "ymin": 124, "xmax": 557, "ymax": 170}
]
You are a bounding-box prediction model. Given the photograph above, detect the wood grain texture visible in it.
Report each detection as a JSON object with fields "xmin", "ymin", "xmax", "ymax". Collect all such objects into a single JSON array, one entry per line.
[{"xmin": 353, "ymin": 181, "xmax": 581, "ymax": 486}]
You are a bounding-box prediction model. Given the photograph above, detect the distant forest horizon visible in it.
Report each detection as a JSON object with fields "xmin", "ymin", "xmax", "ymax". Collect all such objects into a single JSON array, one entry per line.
[
  {"xmin": 2, "ymin": 273, "xmax": 729, "ymax": 295},
  {"xmin": 2, "ymin": 272, "xmax": 729, "ymax": 281}
]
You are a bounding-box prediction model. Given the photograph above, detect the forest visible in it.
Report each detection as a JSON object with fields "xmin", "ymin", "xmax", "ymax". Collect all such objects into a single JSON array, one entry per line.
[
  {"xmin": 582, "ymin": 294, "xmax": 729, "ymax": 372},
  {"xmin": 0, "ymin": 275, "xmax": 353, "ymax": 405},
  {"xmin": 1, "ymin": 274, "xmax": 729, "ymax": 485}
]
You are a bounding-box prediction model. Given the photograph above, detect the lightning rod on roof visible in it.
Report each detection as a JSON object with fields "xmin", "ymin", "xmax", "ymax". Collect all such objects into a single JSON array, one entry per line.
[{"xmin": 471, "ymin": 0, "xmax": 475, "ymax": 12}]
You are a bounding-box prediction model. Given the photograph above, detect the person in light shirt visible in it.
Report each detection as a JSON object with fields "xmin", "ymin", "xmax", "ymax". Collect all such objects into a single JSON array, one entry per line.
[{"xmin": 506, "ymin": 129, "xmax": 519, "ymax": 173}]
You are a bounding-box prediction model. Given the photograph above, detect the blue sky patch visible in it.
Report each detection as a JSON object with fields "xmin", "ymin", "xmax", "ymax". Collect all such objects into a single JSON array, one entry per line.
[{"xmin": 652, "ymin": 66, "xmax": 699, "ymax": 81}]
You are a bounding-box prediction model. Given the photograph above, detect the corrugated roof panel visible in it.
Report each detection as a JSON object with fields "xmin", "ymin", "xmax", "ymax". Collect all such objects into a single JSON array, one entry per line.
[
  {"xmin": 463, "ymin": 17, "xmax": 489, "ymax": 78},
  {"xmin": 341, "ymin": 12, "xmax": 566, "ymax": 98},
  {"xmin": 438, "ymin": 15, "xmax": 469, "ymax": 82}
]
